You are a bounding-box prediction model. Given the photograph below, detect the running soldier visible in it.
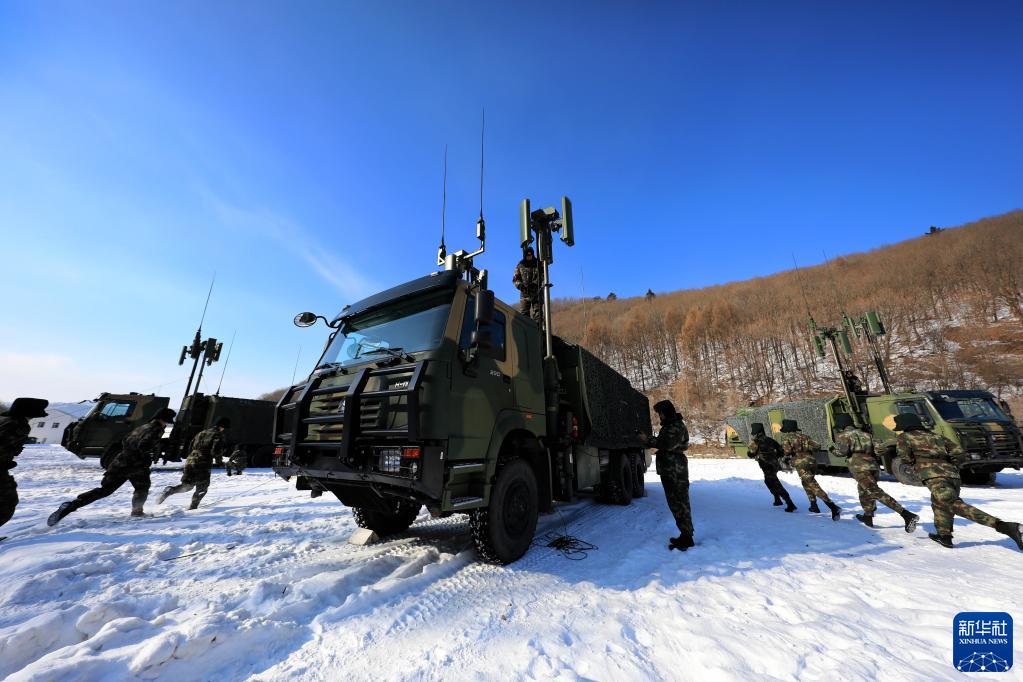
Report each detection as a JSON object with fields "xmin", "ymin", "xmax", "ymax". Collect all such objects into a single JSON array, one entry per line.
[
  {"xmin": 778, "ymin": 419, "xmax": 842, "ymax": 521},
  {"xmin": 157, "ymin": 417, "xmax": 229, "ymax": 509},
  {"xmin": 747, "ymin": 422, "xmax": 796, "ymax": 512},
  {"xmin": 832, "ymin": 413, "xmax": 918, "ymax": 532},
  {"xmin": 1, "ymin": 398, "xmax": 49, "ymax": 533},
  {"xmin": 511, "ymin": 246, "xmax": 542, "ymax": 323},
  {"xmin": 643, "ymin": 400, "xmax": 694, "ymax": 551},
  {"xmin": 894, "ymin": 412, "xmax": 1023, "ymax": 550},
  {"xmin": 49, "ymin": 408, "xmax": 176, "ymax": 525}
]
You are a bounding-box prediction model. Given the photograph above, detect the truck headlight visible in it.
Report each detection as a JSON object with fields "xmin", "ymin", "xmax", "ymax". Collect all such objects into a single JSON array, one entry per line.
[{"xmin": 378, "ymin": 448, "xmax": 402, "ymax": 473}]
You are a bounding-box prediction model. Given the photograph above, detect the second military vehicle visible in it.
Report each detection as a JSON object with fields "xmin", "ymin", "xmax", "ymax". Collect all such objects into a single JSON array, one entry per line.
[
  {"xmin": 725, "ymin": 312, "xmax": 1023, "ymax": 484},
  {"xmin": 273, "ymin": 197, "xmax": 652, "ymax": 564}
]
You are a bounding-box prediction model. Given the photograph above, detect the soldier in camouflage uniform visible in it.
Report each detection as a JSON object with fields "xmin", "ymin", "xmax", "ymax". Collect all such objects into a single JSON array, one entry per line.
[
  {"xmin": 894, "ymin": 412, "xmax": 1022, "ymax": 550},
  {"xmin": 832, "ymin": 413, "xmax": 918, "ymax": 532},
  {"xmin": 225, "ymin": 446, "xmax": 247, "ymax": 476},
  {"xmin": 49, "ymin": 408, "xmax": 176, "ymax": 526},
  {"xmin": 0, "ymin": 398, "xmax": 49, "ymax": 532},
  {"xmin": 747, "ymin": 423, "xmax": 796, "ymax": 512},
  {"xmin": 157, "ymin": 417, "xmax": 229, "ymax": 509},
  {"xmin": 643, "ymin": 400, "xmax": 694, "ymax": 551},
  {"xmin": 778, "ymin": 419, "xmax": 842, "ymax": 521},
  {"xmin": 511, "ymin": 246, "xmax": 542, "ymax": 323}
]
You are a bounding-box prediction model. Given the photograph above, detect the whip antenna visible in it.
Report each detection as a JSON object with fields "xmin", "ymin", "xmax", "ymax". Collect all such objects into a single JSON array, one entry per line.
[
  {"xmin": 438, "ymin": 144, "xmax": 448, "ymax": 266},
  {"xmin": 479, "ymin": 109, "xmax": 485, "ymax": 222},
  {"xmin": 198, "ymin": 272, "xmax": 216, "ymax": 330},
  {"xmin": 291, "ymin": 346, "xmax": 302, "ymax": 385},
  {"xmin": 215, "ymin": 330, "xmax": 236, "ymax": 396}
]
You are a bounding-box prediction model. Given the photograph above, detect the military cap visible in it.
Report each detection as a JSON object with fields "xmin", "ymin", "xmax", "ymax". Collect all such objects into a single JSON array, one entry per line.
[
  {"xmin": 750, "ymin": 423, "xmax": 765, "ymax": 436},
  {"xmin": 8, "ymin": 397, "xmax": 49, "ymax": 419},
  {"xmin": 154, "ymin": 408, "xmax": 176, "ymax": 423},
  {"xmin": 780, "ymin": 419, "xmax": 800, "ymax": 433}
]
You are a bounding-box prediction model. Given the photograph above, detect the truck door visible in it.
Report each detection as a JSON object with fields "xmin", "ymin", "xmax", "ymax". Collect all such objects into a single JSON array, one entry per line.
[{"xmin": 80, "ymin": 398, "xmax": 138, "ymax": 457}]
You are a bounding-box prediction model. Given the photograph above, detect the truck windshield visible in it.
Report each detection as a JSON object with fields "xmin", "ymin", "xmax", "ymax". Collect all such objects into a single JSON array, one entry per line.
[
  {"xmin": 931, "ymin": 396, "xmax": 1011, "ymax": 422},
  {"xmin": 318, "ymin": 290, "xmax": 453, "ymax": 368}
]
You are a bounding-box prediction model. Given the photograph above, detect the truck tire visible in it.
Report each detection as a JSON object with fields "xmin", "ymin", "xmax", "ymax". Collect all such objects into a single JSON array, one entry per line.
[
  {"xmin": 891, "ymin": 457, "xmax": 923, "ymax": 486},
  {"xmin": 961, "ymin": 470, "xmax": 996, "ymax": 486},
  {"xmin": 470, "ymin": 459, "xmax": 539, "ymax": 564},
  {"xmin": 352, "ymin": 500, "xmax": 421, "ymax": 537},
  {"xmin": 630, "ymin": 452, "xmax": 646, "ymax": 498},
  {"xmin": 605, "ymin": 452, "xmax": 634, "ymax": 505}
]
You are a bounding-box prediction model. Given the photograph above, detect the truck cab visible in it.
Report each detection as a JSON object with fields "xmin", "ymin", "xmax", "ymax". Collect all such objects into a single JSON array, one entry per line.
[{"xmin": 62, "ymin": 392, "xmax": 170, "ymax": 460}]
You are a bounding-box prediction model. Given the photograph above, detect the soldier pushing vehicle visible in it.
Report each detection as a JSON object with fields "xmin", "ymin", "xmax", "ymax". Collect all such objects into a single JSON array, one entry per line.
[
  {"xmin": 0, "ymin": 398, "xmax": 49, "ymax": 534},
  {"xmin": 832, "ymin": 413, "xmax": 918, "ymax": 532},
  {"xmin": 894, "ymin": 413, "xmax": 1023, "ymax": 551},
  {"xmin": 779, "ymin": 419, "xmax": 842, "ymax": 521},
  {"xmin": 48, "ymin": 408, "xmax": 176, "ymax": 526},
  {"xmin": 157, "ymin": 417, "xmax": 229, "ymax": 509},
  {"xmin": 747, "ymin": 422, "xmax": 796, "ymax": 512}
]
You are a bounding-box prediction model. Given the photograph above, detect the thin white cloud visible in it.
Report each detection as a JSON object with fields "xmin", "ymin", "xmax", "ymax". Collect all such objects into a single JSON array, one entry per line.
[
  {"xmin": 204, "ymin": 192, "xmax": 376, "ymax": 301},
  {"xmin": 0, "ymin": 352, "xmax": 159, "ymax": 403}
]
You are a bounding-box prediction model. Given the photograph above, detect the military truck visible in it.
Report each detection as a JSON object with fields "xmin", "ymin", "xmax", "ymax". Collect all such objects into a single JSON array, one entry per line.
[
  {"xmin": 724, "ymin": 313, "xmax": 1023, "ymax": 485},
  {"xmin": 63, "ymin": 391, "xmax": 276, "ymax": 467},
  {"xmin": 273, "ymin": 197, "xmax": 651, "ymax": 564}
]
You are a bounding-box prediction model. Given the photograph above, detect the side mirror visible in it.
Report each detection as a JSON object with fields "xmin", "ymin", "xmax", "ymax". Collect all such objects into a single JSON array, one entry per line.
[
  {"xmin": 294, "ymin": 312, "xmax": 318, "ymax": 328},
  {"xmin": 471, "ymin": 329, "xmax": 494, "ymax": 350},
  {"xmin": 475, "ymin": 290, "xmax": 495, "ymax": 325}
]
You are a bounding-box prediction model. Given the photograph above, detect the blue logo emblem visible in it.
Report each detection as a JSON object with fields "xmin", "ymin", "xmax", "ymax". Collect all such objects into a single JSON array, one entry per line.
[{"xmin": 954, "ymin": 612, "xmax": 1013, "ymax": 672}]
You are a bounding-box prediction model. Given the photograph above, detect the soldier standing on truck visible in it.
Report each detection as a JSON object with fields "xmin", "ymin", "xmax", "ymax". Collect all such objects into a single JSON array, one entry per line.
[
  {"xmin": 644, "ymin": 400, "xmax": 694, "ymax": 551},
  {"xmin": 0, "ymin": 398, "xmax": 49, "ymax": 533},
  {"xmin": 511, "ymin": 246, "xmax": 542, "ymax": 323},
  {"xmin": 778, "ymin": 419, "xmax": 842, "ymax": 521},
  {"xmin": 156, "ymin": 417, "xmax": 229, "ymax": 509},
  {"xmin": 747, "ymin": 423, "xmax": 796, "ymax": 512},
  {"xmin": 894, "ymin": 413, "xmax": 1023, "ymax": 551},
  {"xmin": 48, "ymin": 408, "xmax": 176, "ymax": 526},
  {"xmin": 832, "ymin": 413, "xmax": 919, "ymax": 532}
]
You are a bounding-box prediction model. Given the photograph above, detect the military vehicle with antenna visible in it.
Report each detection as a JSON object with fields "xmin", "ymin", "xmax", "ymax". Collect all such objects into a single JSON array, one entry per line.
[
  {"xmin": 274, "ymin": 147, "xmax": 651, "ymax": 563},
  {"xmin": 724, "ymin": 309, "xmax": 1023, "ymax": 485},
  {"xmin": 62, "ymin": 282, "xmax": 277, "ymax": 467}
]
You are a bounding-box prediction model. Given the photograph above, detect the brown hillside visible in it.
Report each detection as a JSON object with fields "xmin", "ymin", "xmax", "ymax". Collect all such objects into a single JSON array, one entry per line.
[{"xmin": 552, "ymin": 210, "xmax": 1023, "ymax": 439}]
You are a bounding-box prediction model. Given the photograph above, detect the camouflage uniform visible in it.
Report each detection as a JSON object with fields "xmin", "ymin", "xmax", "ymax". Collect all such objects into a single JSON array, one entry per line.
[
  {"xmin": 897, "ymin": 430, "xmax": 999, "ymax": 537},
  {"xmin": 779, "ymin": 431, "xmax": 837, "ymax": 510},
  {"xmin": 833, "ymin": 427, "xmax": 907, "ymax": 515},
  {"xmin": 159, "ymin": 426, "xmax": 225, "ymax": 509},
  {"xmin": 653, "ymin": 417, "xmax": 693, "ymax": 537},
  {"xmin": 511, "ymin": 258, "xmax": 542, "ymax": 323},
  {"xmin": 226, "ymin": 446, "xmax": 246, "ymax": 475},
  {"xmin": 0, "ymin": 413, "xmax": 31, "ymax": 529},
  {"xmin": 64, "ymin": 419, "xmax": 165, "ymax": 517},
  {"xmin": 748, "ymin": 433, "xmax": 794, "ymax": 508}
]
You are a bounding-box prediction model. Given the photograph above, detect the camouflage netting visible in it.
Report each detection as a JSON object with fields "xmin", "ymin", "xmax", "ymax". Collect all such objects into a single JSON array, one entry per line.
[
  {"xmin": 572, "ymin": 344, "xmax": 651, "ymax": 449},
  {"xmin": 725, "ymin": 399, "xmax": 834, "ymax": 448}
]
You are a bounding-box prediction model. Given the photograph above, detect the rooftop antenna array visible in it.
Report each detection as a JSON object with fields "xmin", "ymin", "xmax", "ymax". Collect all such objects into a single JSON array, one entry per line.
[
  {"xmin": 437, "ymin": 110, "xmax": 488, "ymax": 291},
  {"xmin": 179, "ymin": 274, "xmax": 223, "ymax": 400}
]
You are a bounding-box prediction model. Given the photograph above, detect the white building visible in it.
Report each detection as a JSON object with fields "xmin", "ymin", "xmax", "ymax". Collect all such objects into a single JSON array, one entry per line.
[{"xmin": 28, "ymin": 402, "xmax": 94, "ymax": 445}]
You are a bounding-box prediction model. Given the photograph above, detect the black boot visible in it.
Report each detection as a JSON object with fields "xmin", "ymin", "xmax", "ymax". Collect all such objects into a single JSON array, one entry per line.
[
  {"xmin": 772, "ymin": 496, "xmax": 783, "ymax": 506},
  {"xmin": 670, "ymin": 535, "xmax": 694, "ymax": 551},
  {"xmin": 901, "ymin": 510, "xmax": 919, "ymax": 533},
  {"xmin": 784, "ymin": 501, "xmax": 797, "ymax": 512},
  {"xmin": 808, "ymin": 501, "xmax": 821, "ymax": 514},
  {"xmin": 855, "ymin": 513, "xmax": 874, "ymax": 527},
  {"xmin": 995, "ymin": 521, "xmax": 1023, "ymax": 551},
  {"xmin": 826, "ymin": 501, "xmax": 841, "ymax": 521},
  {"xmin": 929, "ymin": 533, "xmax": 953, "ymax": 548},
  {"xmin": 47, "ymin": 501, "xmax": 75, "ymax": 527}
]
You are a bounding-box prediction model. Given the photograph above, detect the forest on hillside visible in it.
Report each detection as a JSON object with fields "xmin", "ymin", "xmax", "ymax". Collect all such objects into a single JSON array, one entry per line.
[{"xmin": 552, "ymin": 211, "xmax": 1023, "ymax": 440}]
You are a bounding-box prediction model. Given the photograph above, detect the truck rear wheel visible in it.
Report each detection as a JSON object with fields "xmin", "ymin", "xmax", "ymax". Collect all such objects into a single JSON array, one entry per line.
[
  {"xmin": 352, "ymin": 500, "xmax": 421, "ymax": 537},
  {"xmin": 630, "ymin": 452, "xmax": 646, "ymax": 498},
  {"xmin": 604, "ymin": 452, "xmax": 634, "ymax": 505},
  {"xmin": 891, "ymin": 457, "xmax": 923, "ymax": 486},
  {"xmin": 470, "ymin": 459, "xmax": 539, "ymax": 564}
]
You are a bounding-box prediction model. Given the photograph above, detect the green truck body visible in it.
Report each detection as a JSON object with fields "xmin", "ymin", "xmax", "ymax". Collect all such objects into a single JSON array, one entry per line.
[
  {"xmin": 273, "ymin": 270, "xmax": 651, "ymax": 563},
  {"xmin": 725, "ymin": 390, "xmax": 1023, "ymax": 485}
]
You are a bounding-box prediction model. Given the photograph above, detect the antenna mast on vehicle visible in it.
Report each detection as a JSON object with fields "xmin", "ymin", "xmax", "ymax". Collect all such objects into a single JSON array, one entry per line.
[{"xmin": 437, "ymin": 111, "xmax": 488, "ymax": 291}]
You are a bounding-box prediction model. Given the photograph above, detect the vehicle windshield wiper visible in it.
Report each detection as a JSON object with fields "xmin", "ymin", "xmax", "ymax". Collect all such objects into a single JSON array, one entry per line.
[{"xmin": 362, "ymin": 346, "xmax": 414, "ymax": 362}]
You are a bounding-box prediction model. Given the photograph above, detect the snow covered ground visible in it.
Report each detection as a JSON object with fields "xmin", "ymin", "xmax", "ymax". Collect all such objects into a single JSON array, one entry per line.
[{"xmin": 2, "ymin": 446, "xmax": 1022, "ymax": 681}]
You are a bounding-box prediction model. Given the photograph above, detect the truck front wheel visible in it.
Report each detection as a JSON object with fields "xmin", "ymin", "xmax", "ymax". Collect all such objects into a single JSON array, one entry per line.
[
  {"xmin": 470, "ymin": 459, "xmax": 539, "ymax": 564},
  {"xmin": 891, "ymin": 457, "xmax": 923, "ymax": 486},
  {"xmin": 353, "ymin": 500, "xmax": 422, "ymax": 537},
  {"xmin": 604, "ymin": 452, "xmax": 634, "ymax": 505}
]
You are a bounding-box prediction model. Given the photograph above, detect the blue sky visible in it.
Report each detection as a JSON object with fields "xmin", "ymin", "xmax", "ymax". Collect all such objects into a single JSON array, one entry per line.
[{"xmin": 1, "ymin": 1, "xmax": 1021, "ymax": 403}]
